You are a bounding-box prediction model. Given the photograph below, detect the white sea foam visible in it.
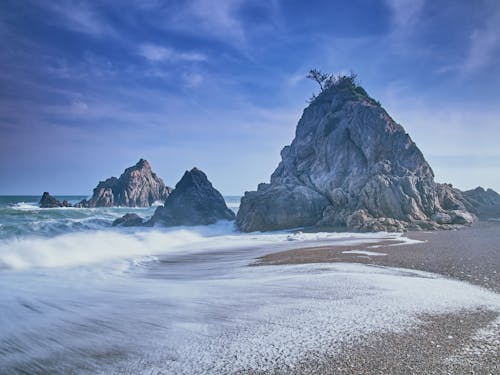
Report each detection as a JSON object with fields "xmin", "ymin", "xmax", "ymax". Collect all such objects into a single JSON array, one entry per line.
[
  {"xmin": 2, "ymin": 261, "xmax": 497, "ymax": 373},
  {"xmin": 342, "ymin": 250, "xmax": 387, "ymax": 256},
  {"xmin": 0, "ymin": 220, "xmax": 498, "ymax": 373},
  {"xmin": 9, "ymin": 202, "xmax": 40, "ymax": 211},
  {"xmin": 0, "ymin": 222, "xmax": 405, "ymax": 270}
]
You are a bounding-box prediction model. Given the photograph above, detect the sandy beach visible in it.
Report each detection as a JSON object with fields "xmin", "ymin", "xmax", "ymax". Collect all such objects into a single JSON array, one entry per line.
[{"xmin": 255, "ymin": 220, "xmax": 500, "ymax": 374}]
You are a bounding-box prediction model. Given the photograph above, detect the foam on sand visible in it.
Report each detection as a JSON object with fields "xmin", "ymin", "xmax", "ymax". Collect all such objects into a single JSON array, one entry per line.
[{"xmin": 342, "ymin": 250, "xmax": 387, "ymax": 256}]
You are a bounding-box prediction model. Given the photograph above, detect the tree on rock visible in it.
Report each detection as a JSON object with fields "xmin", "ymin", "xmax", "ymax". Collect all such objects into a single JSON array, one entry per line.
[{"xmin": 306, "ymin": 69, "xmax": 331, "ymax": 91}]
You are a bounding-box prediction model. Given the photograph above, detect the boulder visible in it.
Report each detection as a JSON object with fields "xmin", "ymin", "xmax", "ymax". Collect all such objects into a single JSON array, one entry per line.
[
  {"xmin": 112, "ymin": 213, "xmax": 144, "ymax": 227},
  {"xmin": 148, "ymin": 168, "xmax": 235, "ymax": 226},
  {"xmin": 77, "ymin": 159, "xmax": 172, "ymax": 207},
  {"xmin": 236, "ymin": 74, "xmax": 477, "ymax": 232}
]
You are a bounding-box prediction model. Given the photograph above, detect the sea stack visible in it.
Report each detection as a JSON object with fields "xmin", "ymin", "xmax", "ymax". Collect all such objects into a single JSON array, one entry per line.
[
  {"xmin": 236, "ymin": 74, "xmax": 478, "ymax": 232},
  {"xmin": 148, "ymin": 167, "xmax": 235, "ymax": 226},
  {"xmin": 77, "ymin": 159, "xmax": 172, "ymax": 207},
  {"xmin": 39, "ymin": 192, "xmax": 71, "ymax": 208}
]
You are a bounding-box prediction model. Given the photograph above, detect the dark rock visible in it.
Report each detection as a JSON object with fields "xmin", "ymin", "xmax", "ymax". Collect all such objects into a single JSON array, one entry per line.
[
  {"xmin": 39, "ymin": 192, "xmax": 71, "ymax": 208},
  {"xmin": 148, "ymin": 167, "xmax": 235, "ymax": 226},
  {"xmin": 112, "ymin": 213, "xmax": 144, "ymax": 227},
  {"xmin": 236, "ymin": 75, "xmax": 477, "ymax": 232},
  {"xmin": 77, "ymin": 159, "xmax": 172, "ymax": 208}
]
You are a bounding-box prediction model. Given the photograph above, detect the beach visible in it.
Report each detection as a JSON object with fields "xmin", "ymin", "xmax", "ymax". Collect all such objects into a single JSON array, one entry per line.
[
  {"xmin": 256, "ymin": 220, "xmax": 500, "ymax": 374},
  {"xmin": 1, "ymin": 196, "xmax": 499, "ymax": 374}
]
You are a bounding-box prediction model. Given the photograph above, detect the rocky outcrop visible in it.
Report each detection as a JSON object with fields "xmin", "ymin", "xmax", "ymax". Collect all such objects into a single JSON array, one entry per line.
[
  {"xmin": 77, "ymin": 159, "xmax": 172, "ymax": 207},
  {"xmin": 463, "ymin": 187, "xmax": 500, "ymax": 218},
  {"xmin": 148, "ymin": 168, "xmax": 235, "ymax": 226},
  {"xmin": 112, "ymin": 213, "xmax": 144, "ymax": 227},
  {"xmin": 236, "ymin": 75, "xmax": 477, "ymax": 232},
  {"xmin": 39, "ymin": 192, "xmax": 72, "ymax": 208}
]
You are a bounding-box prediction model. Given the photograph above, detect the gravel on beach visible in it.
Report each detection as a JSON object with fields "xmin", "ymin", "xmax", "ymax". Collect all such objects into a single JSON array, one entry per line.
[{"xmin": 253, "ymin": 221, "xmax": 500, "ymax": 374}]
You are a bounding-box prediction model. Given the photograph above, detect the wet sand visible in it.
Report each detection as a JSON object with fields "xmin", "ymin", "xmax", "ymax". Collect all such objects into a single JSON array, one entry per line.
[
  {"xmin": 258, "ymin": 220, "xmax": 500, "ymax": 292},
  {"xmin": 255, "ymin": 220, "xmax": 500, "ymax": 374}
]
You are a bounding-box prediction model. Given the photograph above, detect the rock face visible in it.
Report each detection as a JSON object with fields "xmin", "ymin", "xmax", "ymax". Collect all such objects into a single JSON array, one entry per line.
[
  {"xmin": 149, "ymin": 168, "xmax": 235, "ymax": 226},
  {"xmin": 39, "ymin": 192, "xmax": 72, "ymax": 208},
  {"xmin": 236, "ymin": 75, "xmax": 478, "ymax": 232},
  {"xmin": 463, "ymin": 187, "xmax": 500, "ymax": 218},
  {"xmin": 77, "ymin": 159, "xmax": 172, "ymax": 207},
  {"xmin": 112, "ymin": 213, "xmax": 144, "ymax": 227}
]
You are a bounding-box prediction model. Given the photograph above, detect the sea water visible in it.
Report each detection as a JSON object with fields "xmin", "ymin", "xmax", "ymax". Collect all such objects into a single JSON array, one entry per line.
[{"xmin": 0, "ymin": 195, "xmax": 499, "ymax": 373}]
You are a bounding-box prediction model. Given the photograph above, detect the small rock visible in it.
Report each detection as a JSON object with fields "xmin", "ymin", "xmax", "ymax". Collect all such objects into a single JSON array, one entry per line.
[{"xmin": 112, "ymin": 213, "xmax": 144, "ymax": 227}]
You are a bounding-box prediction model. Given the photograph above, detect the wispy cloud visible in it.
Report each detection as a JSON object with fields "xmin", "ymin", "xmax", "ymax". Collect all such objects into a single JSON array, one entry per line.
[
  {"xmin": 461, "ymin": 6, "xmax": 500, "ymax": 74},
  {"xmin": 139, "ymin": 44, "xmax": 206, "ymax": 63},
  {"xmin": 46, "ymin": 1, "xmax": 115, "ymax": 37},
  {"xmin": 182, "ymin": 72, "xmax": 204, "ymax": 88},
  {"xmin": 385, "ymin": 0, "xmax": 426, "ymax": 29},
  {"xmin": 170, "ymin": 0, "xmax": 246, "ymax": 43}
]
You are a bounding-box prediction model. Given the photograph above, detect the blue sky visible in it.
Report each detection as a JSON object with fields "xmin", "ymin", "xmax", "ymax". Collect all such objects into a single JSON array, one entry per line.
[{"xmin": 1, "ymin": 0, "xmax": 500, "ymax": 195}]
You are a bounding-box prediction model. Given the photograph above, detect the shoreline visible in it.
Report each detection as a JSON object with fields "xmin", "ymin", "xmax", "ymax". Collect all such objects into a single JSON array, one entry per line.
[
  {"xmin": 257, "ymin": 220, "xmax": 500, "ymax": 292},
  {"xmin": 253, "ymin": 220, "xmax": 500, "ymax": 373}
]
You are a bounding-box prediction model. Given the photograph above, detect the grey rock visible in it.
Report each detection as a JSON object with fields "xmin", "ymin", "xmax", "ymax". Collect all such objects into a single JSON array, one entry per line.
[
  {"xmin": 449, "ymin": 210, "xmax": 475, "ymax": 225},
  {"xmin": 432, "ymin": 212, "xmax": 452, "ymax": 225},
  {"xmin": 39, "ymin": 192, "xmax": 71, "ymax": 208},
  {"xmin": 149, "ymin": 167, "xmax": 235, "ymax": 227},
  {"xmin": 236, "ymin": 76, "xmax": 477, "ymax": 232},
  {"xmin": 463, "ymin": 187, "xmax": 500, "ymax": 218},
  {"xmin": 112, "ymin": 213, "xmax": 144, "ymax": 227},
  {"xmin": 77, "ymin": 159, "xmax": 172, "ymax": 208}
]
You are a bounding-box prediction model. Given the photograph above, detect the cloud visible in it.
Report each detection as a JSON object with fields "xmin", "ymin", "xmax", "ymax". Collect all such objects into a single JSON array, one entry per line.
[
  {"xmin": 46, "ymin": 1, "xmax": 115, "ymax": 37},
  {"xmin": 385, "ymin": 0, "xmax": 426, "ymax": 28},
  {"xmin": 182, "ymin": 72, "xmax": 204, "ymax": 88},
  {"xmin": 175, "ymin": 0, "xmax": 246, "ymax": 42},
  {"xmin": 139, "ymin": 44, "xmax": 206, "ymax": 63},
  {"xmin": 461, "ymin": 6, "xmax": 500, "ymax": 73}
]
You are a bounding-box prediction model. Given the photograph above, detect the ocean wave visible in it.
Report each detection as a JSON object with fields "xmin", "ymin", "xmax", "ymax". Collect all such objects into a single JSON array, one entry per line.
[
  {"xmin": 0, "ymin": 221, "xmax": 407, "ymax": 270},
  {"xmin": 8, "ymin": 202, "xmax": 40, "ymax": 211}
]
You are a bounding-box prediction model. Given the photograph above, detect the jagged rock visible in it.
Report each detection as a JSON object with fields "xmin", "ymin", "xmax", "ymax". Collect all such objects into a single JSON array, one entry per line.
[
  {"xmin": 112, "ymin": 213, "xmax": 144, "ymax": 227},
  {"xmin": 148, "ymin": 168, "xmax": 235, "ymax": 226},
  {"xmin": 236, "ymin": 75, "xmax": 477, "ymax": 232},
  {"xmin": 463, "ymin": 186, "xmax": 500, "ymax": 218},
  {"xmin": 77, "ymin": 159, "xmax": 172, "ymax": 208},
  {"xmin": 39, "ymin": 192, "xmax": 71, "ymax": 208}
]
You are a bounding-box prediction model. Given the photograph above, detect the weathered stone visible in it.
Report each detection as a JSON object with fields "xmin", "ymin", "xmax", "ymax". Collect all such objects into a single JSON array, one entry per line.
[
  {"xmin": 77, "ymin": 159, "xmax": 172, "ymax": 208},
  {"xmin": 112, "ymin": 213, "xmax": 144, "ymax": 227},
  {"xmin": 149, "ymin": 168, "xmax": 235, "ymax": 227},
  {"xmin": 236, "ymin": 75, "xmax": 480, "ymax": 232},
  {"xmin": 462, "ymin": 187, "xmax": 500, "ymax": 218},
  {"xmin": 432, "ymin": 212, "xmax": 452, "ymax": 225}
]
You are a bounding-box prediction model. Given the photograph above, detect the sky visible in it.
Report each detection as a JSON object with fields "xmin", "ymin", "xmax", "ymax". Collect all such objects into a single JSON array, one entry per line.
[{"xmin": 1, "ymin": 0, "xmax": 500, "ymax": 195}]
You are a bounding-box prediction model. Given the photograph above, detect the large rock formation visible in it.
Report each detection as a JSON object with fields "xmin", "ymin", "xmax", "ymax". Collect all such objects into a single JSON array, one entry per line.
[
  {"xmin": 39, "ymin": 192, "xmax": 71, "ymax": 208},
  {"xmin": 77, "ymin": 159, "xmax": 172, "ymax": 207},
  {"xmin": 148, "ymin": 167, "xmax": 235, "ymax": 226},
  {"xmin": 236, "ymin": 75, "xmax": 480, "ymax": 232}
]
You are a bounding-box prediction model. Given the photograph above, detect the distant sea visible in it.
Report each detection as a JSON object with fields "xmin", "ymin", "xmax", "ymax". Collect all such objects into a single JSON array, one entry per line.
[{"xmin": 0, "ymin": 195, "xmax": 242, "ymax": 240}]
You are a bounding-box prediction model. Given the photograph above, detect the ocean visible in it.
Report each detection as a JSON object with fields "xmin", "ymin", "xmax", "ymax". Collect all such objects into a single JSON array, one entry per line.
[{"xmin": 0, "ymin": 195, "xmax": 498, "ymax": 373}]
